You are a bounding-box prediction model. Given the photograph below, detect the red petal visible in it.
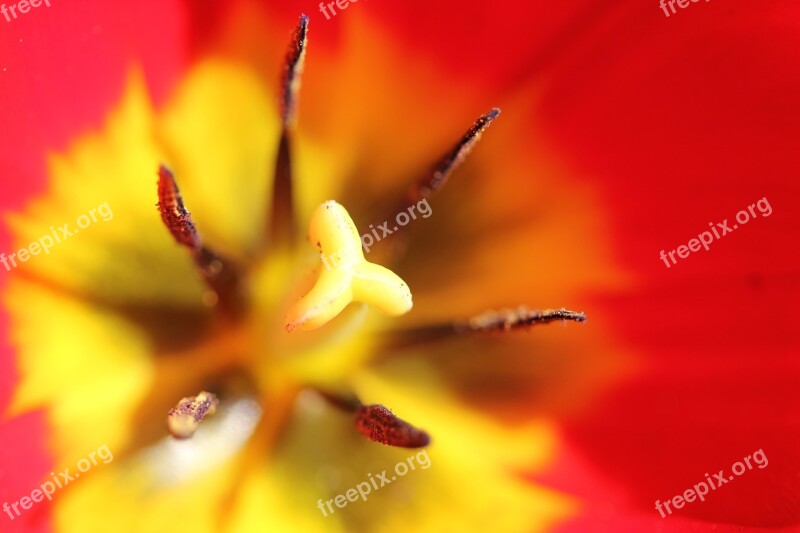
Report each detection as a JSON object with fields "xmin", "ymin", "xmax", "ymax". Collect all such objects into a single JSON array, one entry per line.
[
  {"xmin": 0, "ymin": 413, "xmax": 54, "ymax": 533},
  {"xmin": 536, "ymin": 0, "xmax": 800, "ymax": 527}
]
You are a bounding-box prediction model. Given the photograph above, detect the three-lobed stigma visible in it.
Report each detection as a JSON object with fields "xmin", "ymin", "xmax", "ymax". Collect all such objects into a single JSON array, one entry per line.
[{"xmin": 285, "ymin": 200, "xmax": 413, "ymax": 332}]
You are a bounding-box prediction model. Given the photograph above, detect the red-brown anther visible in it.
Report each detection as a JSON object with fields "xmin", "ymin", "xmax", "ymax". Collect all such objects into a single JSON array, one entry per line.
[
  {"xmin": 280, "ymin": 14, "xmax": 309, "ymax": 130},
  {"xmin": 411, "ymin": 108, "xmax": 500, "ymax": 201},
  {"xmin": 459, "ymin": 306, "xmax": 586, "ymax": 333},
  {"xmin": 167, "ymin": 391, "xmax": 219, "ymax": 439},
  {"xmin": 383, "ymin": 307, "xmax": 587, "ymax": 350},
  {"xmin": 355, "ymin": 404, "xmax": 430, "ymax": 448},
  {"xmin": 157, "ymin": 165, "xmax": 200, "ymax": 249}
]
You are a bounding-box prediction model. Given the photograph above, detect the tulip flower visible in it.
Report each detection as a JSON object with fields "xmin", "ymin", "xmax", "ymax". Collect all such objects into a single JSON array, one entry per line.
[{"xmin": 1, "ymin": 1, "xmax": 798, "ymax": 532}]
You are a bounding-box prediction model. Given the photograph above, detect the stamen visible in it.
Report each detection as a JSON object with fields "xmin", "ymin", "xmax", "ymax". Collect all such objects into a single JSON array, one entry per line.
[
  {"xmin": 157, "ymin": 165, "xmax": 200, "ymax": 249},
  {"xmin": 269, "ymin": 14, "xmax": 309, "ymax": 246},
  {"xmin": 157, "ymin": 165, "xmax": 242, "ymax": 313},
  {"xmin": 314, "ymin": 390, "xmax": 429, "ymax": 448},
  {"xmin": 167, "ymin": 391, "xmax": 219, "ymax": 439},
  {"xmin": 315, "ymin": 388, "xmax": 363, "ymax": 413},
  {"xmin": 285, "ymin": 200, "xmax": 412, "ymax": 332},
  {"xmin": 384, "ymin": 307, "xmax": 586, "ymax": 348},
  {"xmin": 411, "ymin": 108, "xmax": 500, "ymax": 201},
  {"xmin": 271, "ymin": 133, "xmax": 295, "ymax": 245},
  {"xmin": 457, "ymin": 306, "xmax": 587, "ymax": 333},
  {"xmin": 354, "ymin": 404, "xmax": 430, "ymax": 448}
]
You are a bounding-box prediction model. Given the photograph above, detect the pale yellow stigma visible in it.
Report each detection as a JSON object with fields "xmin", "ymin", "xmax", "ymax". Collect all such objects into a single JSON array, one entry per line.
[{"xmin": 285, "ymin": 201, "xmax": 413, "ymax": 332}]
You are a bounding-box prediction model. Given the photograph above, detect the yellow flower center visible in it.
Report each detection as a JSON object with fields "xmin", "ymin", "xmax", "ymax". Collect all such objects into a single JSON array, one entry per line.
[{"xmin": 1, "ymin": 16, "xmax": 617, "ymax": 531}]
